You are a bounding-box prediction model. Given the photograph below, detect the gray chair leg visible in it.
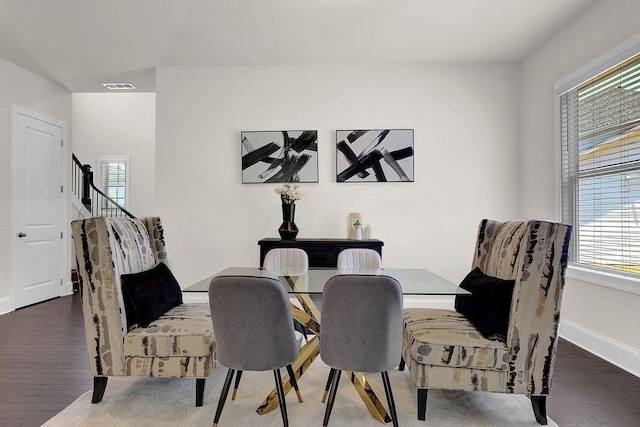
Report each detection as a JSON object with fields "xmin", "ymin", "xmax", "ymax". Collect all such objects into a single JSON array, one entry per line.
[
  {"xmin": 417, "ymin": 388, "xmax": 428, "ymax": 421},
  {"xmin": 381, "ymin": 371, "xmax": 398, "ymax": 427},
  {"xmin": 294, "ymin": 320, "xmax": 310, "ymax": 340},
  {"xmin": 213, "ymin": 369, "xmax": 235, "ymax": 427},
  {"xmin": 91, "ymin": 376, "xmax": 108, "ymax": 403},
  {"xmin": 531, "ymin": 395, "xmax": 548, "ymax": 425},
  {"xmin": 274, "ymin": 369, "xmax": 289, "ymax": 427},
  {"xmin": 323, "ymin": 369, "xmax": 342, "ymax": 426},
  {"xmin": 195, "ymin": 378, "xmax": 205, "ymax": 407}
]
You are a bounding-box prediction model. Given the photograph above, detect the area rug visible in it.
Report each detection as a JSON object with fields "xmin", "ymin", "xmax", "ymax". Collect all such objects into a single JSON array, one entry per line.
[{"xmin": 44, "ymin": 360, "xmax": 556, "ymax": 426}]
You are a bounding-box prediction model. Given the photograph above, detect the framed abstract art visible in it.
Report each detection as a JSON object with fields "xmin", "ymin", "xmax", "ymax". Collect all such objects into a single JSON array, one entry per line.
[
  {"xmin": 336, "ymin": 129, "xmax": 414, "ymax": 182},
  {"xmin": 241, "ymin": 130, "xmax": 318, "ymax": 183}
]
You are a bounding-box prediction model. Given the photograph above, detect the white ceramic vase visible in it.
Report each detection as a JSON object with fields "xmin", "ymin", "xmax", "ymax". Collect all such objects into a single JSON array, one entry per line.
[{"xmin": 354, "ymin": 225, "xmax": 363, "ymax": 240}]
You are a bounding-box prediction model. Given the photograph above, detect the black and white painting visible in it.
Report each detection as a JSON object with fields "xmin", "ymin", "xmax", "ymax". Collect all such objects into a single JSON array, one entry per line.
[
  {"xmin": 336, "ymin": 129, "xmax": 414, "ymax": 182},
  {"xmin": 241, "ymin": 130, "xmax": 319, "ymax": 183}
]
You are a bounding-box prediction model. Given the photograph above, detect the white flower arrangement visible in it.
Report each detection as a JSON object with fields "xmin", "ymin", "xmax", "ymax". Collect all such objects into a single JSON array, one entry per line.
[{"xmin": 274, "ymin": 184, "xmax": 304, "ymax": 204}]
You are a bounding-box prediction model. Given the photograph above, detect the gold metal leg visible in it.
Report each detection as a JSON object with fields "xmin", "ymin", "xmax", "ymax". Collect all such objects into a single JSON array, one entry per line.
[
  {"xmin": 290, "ymin": 304, "xmax": 320, "ymax": 334},
  {"xmin": 345, "ymin": 371, "xmax": 392, "ymax": 423},
  {"xmin": 293, "ymin": 292, "xmax": 321, "ymax": 322},
  {"xmin": 256, "ymin": 336, "xmax": 320, "ymax": 415}
]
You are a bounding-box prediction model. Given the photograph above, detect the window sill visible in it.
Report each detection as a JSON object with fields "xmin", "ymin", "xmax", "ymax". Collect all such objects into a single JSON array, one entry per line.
[{"xmin": 567, "ymin": 264, "xmax": 640, "ymax": 296}]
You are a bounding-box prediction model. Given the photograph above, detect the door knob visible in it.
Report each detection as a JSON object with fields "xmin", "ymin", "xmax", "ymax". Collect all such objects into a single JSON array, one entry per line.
[{"xmin": 17, "ymin": 232, "xmax": 27, "ymax": 238}]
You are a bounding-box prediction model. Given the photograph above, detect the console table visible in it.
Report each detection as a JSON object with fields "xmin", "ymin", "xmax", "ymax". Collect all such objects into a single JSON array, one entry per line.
[{"xmin": 258, "ymin": 238, "xmax": 384, "ymax": 268}]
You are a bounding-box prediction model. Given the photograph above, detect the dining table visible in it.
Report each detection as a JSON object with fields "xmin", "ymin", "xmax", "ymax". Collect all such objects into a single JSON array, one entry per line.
[{"xmin": 184, "ymin": 267, "xmax": 468, "ymax": 424}]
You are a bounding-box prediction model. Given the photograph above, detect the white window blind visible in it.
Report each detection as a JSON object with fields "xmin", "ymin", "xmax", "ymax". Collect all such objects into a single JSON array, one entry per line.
[
  {"xmin": 561, "ymin": 52, "xmax": 640, "ymax": 276},
  {"xmin": 98, "ymin": 156, "xmax": 129, "ymax": 210}
]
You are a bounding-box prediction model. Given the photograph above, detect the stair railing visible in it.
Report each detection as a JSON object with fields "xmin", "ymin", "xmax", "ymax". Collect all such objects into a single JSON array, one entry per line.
[{"xmin": 72, "ymin": 154, "xmax": 135, "ymax": 218}]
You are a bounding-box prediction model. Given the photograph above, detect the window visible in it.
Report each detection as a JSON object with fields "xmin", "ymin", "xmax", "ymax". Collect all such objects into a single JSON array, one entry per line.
[
  {"xmin": 560, "ymin": 52, "xmax": 640, "ymax": 278},
  {"xmin": 98, "ymin": 156, "xmax": 129, "ymax": 211}
]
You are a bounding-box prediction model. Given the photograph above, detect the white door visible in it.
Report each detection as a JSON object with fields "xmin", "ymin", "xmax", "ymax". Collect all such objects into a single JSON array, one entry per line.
[{"xmin": 11, "ymin": 106, "xmax": 65, "ymax": 309}]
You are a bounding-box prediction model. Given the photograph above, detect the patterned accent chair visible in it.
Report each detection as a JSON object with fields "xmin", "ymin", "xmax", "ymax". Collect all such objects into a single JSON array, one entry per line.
[
  {"xmin": 71, "ymin": 216, "xmax": 215, "ymax": 406},
  {"xmin": 401, "ymin": 219, "xmax": 572, "ymax": 425}
]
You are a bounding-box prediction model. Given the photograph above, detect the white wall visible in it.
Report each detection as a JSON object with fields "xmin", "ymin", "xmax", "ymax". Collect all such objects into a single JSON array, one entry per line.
[
  {"xmin": 72, "ymin": 93, "xmax": 156, "ymax": 218},
  {"xmin": 155, "ymin": 64, "xmax": 520, "ymax": 289},
  {"xmin": 520, "ymin": 0, "xmax": 640, "ymax": 364},
  {"xmin": 0, "ymin": 57, "xmax": 71, "ymax": 313}
]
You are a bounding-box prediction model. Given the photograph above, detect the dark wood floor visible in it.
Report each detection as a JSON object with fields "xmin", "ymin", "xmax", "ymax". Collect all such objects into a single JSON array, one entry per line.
[
  {"xmin": 548, "ymin": 336, "xmax": 640, "ymax": 426},
  {"xmin": 0, "ymin": 294, "xmax": 639, "ymax": 426},
  {"xmin": 0, "ymin": 293, "xmax": 92, "ymax": 427}
]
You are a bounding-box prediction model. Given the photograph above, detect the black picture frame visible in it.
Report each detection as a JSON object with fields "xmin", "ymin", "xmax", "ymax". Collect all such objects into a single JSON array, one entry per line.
[
  {"xmin": 336, "ymin": 129, "xmax": 414, "ymax": 182},
  {"xmin": 241, "ymin": 130, "xmax": 319, "ymax": 183}
]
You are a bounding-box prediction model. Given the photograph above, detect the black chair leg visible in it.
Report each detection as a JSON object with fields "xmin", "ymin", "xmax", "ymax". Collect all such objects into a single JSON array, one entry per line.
[
  {"xmin": 398, "ymin": 356, "xmax": 405, "ymax": 371},
  {"xmin": 381, "ymin": 371, "xmax": 398, "ymax": 427},
  {"xmin": 322, "ymin": 368, "xmax": 337, "ymax": 403},
  {"xmin": 195, "ymin": 378, "xmax": 205, "ymax": 407},
  {"xmin": 274, "ymin": 369, "xmax": 289, "ymax": 427},
  {"xmin": 417, "ymin": 388, "xmax": 428, "ymax": 421},
  {"xmin": 91, "ymin": 376, "xmax": 108, "ymax": 403},
  {"xmin": 323, "ymin": 369, "xmax": 341, "ymax": 426},
  {"xmin": 213, "ymin": 369, "xmax": 235, "ymax": 427},
  {"xmin": 231, "ymin": 370, "xmax": 243, "ymax": 400},
  {"xmin": 286, "ymin": 364, "xmax": 303, "ymax": 402},
  {"xmin": 294, "ymin": 320, "xmax": 309, "ymax": 341},
  {"xmin": 531, "ymin": 395, "xmax": 548, "ymax": 425}
]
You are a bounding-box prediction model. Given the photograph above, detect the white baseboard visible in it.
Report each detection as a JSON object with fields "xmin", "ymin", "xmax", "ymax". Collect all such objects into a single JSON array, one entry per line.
[
  {"xmin": 182, "ymin": 292, "xmax": 208, "ymax": 304},
  {"xmin": 403, "ymin": 295, "xmax": 455, "ymax": 310},
  {"xmin": 61, "ymin": 281, "xmax": 74, "ymax": 296},
  {"xmin": 0, "ymin": 296, "xmax": 12, "ymax": 315},
  {"xmin": 559, "ymin": 319, "xmax": 640, "ymax": 378}
]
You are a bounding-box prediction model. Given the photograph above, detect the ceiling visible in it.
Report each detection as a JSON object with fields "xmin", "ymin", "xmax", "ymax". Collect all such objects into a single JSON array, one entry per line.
[{"xmin": 0, "ymin": 0, "xmax": 598, "ymax": 92}]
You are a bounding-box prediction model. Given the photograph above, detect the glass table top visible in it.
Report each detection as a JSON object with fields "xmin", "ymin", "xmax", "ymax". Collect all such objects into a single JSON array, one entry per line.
[{"xmin": 184, "ymin": 267, "xmax": 468, "ymax": 295}]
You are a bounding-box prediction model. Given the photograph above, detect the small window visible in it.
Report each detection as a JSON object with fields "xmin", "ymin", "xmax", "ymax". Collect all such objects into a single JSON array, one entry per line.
[{"xmin": 98, "ymin": 156, "xmax": 129, "ymax": 211}]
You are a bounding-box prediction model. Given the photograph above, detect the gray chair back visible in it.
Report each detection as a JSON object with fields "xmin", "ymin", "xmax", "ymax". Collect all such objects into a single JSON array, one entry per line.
[
  {"xmin": 209, "ymin": 276, "xmax": 299, "ymax": 371},
  {"xmin": 320, "ymin": 275, "xmax": 402, "ymax": 373}
]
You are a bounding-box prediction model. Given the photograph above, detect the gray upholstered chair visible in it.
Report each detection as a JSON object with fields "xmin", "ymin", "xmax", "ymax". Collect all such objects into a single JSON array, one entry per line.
[
  {"xmin": 320, "ymin": 275, "xmax": 403, "ymax": 427},
  {"xmin": 401, "ymin": 219, "xmax": 572, "ymax": 425},
  {"xmin": 336, "ymin": 248, "xmax": 382, "ymax": 271},
  {"xmin": 263, "ymin": 248, "xmax": 309, "ymax": 274},
  {"xmin": 208, "ymin": 276, "xmax": 302, "ymax": 427},
  {"xmin": 264, "ymin": 248, "xmax": 312, "ymax": 340}
]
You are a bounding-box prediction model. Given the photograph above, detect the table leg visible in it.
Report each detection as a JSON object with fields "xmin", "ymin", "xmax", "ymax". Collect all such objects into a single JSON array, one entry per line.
[
  {"xmin": 345, "ymin": 371, "xmax": 392, "ymax": 423},
  {"xmin": 256, "ymin": 336, "xmax": 320, "ymax": 415},
  {"xmin": 290, "ymin": 304, "xmax": 320, "ymax": 334},
  {"xmin": 294, "ymin": 293, "xmax": 321, "ymax": 321}
]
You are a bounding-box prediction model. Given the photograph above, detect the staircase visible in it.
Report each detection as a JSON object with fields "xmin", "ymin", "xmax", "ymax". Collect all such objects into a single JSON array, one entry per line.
[
  {"xmin": 72, "ymin": 154, "xmax": 135, "ymax": 219},
  {"xmin": 71, "ymin": 154, "xmax": 136, "ymax": 292}
]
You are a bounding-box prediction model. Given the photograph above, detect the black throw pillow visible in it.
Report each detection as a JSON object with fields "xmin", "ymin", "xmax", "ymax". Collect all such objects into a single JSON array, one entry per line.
[
  {"xmin": 454, "ymin": 267, "xmax": 515, "ymax": 340},
  {"xmin": 121, "ymin": 262, "xmax": 183, "ymax": 328}
]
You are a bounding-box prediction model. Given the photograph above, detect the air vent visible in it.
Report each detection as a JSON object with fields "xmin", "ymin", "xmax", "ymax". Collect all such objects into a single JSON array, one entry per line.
[{"xmin": 102, "ymin": 83, "xmax": 137, "ymax": 90}]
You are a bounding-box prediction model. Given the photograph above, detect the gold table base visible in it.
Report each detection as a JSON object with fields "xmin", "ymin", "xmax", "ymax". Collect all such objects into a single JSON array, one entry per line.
[{"xmin": 256, "ymin": 287, "xmax": 392, "ymax": 423}]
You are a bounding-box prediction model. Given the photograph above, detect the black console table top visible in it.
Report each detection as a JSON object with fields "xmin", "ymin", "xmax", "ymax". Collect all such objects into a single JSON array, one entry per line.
[{"xmin": 258, "ymin": 238, "xmax": 384, "ymax": 268}]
